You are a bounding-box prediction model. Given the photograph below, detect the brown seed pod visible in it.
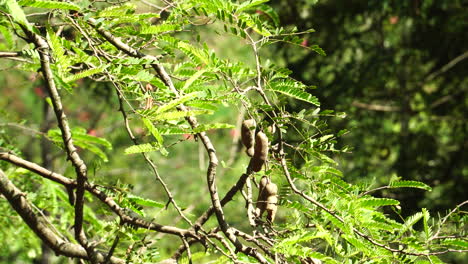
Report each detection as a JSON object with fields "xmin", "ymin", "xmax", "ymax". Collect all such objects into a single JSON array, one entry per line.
[
  {"xmin": 255, "ymin": 178, "xmax": 278, "ymax": 222},
  {"xmin": 249, "ymin": 131, "xmax": 269, "ymax": 172},
  {"xmin": 265, "ymin": 182, "xmax": 278, "ymax": 223},
  {"xmin": 241, "ymin": 119, "xmax": 256, "ymax": 157},
  {"xmin": 265, "ymin": 181, "xmax": 278, "ymax": 196},
  {"xmin": 255, "ymin": 176, "xmax": 269, "ymax": 218}
]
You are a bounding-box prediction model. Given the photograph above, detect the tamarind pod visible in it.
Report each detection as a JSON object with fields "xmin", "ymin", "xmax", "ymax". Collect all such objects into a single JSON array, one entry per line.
[
  {"xmin": 241, "ymin": 119, "xmax": 256, "ymax": 157},
  {"xmin": 265, "ymin": 182, "xmax": 278, "ymax": 222},
  {"xmin": 264, "ymin": 181, "xmax": 278, "ymax": 196},
  {"xmin": 266, "ymin": 195, "xmax": 278, "ymax": 223},
  {"xmin": 255, "ymin": 176, "xmax": 269, "ymax": 217},
  {"xmin": 258, "ymin": 176, "xmax": 269, "ymax": 190},
  {"xmin": 250, "ymin": 131, "xmax": 269, "ymax": 172}
]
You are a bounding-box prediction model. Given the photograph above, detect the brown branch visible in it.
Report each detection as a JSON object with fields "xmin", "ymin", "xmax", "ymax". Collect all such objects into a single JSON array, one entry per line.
[
  {"xmin": 0, "ymin": 151, "xmax": 195, "ymax": 238},
  {"xmin": 206, "ymin": 232, "xmax": 238, "ymax": 261},
  {"xmin": 245, "ymin": 177, "xmax": 257, "ymax": 227},
  {"xmin": 352, "ymin": 101, "xmax": 400, "ymax": 112},
  {"xmin": 425, "ymin": 50, "xmax": 468, "ymax": 82},
  {"xmin": 19, "ymin": 24, "xmax": 88, "ymax": 246},
  {"xmin": 233, "ymin": 229, "xmax": 276, "ymax": 260},
  {"xmin": 0, "ymin": 169, "xmax": 124, "ymax": 264},
  {"xmin": 180, "ymin": 237, "xmax": 192, "ymax": 264},
  {"xmin": 0, "ymin": 51, "xmax": 21, "ymax": 57},
  {"xmin": 171, "ymin": 173, "xmax": 251, "ymax": 259}
]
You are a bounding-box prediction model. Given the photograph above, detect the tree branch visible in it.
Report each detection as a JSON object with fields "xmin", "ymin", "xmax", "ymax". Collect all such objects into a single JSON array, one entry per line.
[
  {"xmin": 0, "ymin": 51, "xmax": 21, "ymax": 57},
  {"xmin": 19, "ymin": 24, "xmax": 88, "ymax": 246},
  {"xmin": 0, "ymin": 169, "xmax": 124, "ymax": 264},
  {"xmin": 0, "ymin": 151, "xmax": 195, "ymax": 238},
  {"xmin": 352, "ymin": 100, "xmax": 401, "ymax": 112},
  {"xmin": 425, "ymin": 50, "xmax": 468, "ymax": 82}
]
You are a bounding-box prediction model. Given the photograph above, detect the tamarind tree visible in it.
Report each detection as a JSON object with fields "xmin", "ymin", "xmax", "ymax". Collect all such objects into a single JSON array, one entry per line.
[{"xmin": 0, "ymin": 0, "xmax": 466, "ymax": 263}]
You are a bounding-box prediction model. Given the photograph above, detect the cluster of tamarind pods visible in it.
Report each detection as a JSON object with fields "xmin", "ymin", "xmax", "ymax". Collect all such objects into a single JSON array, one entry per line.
[{"xmin": 241, "ymin": 119, "xmax": 278, "ymax": 223}]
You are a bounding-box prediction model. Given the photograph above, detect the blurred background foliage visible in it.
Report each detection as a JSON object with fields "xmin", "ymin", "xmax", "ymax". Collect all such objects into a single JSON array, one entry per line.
[
  {"xmin": 267, "ymin": 0, "xmax": 468, "ymax": 216},
  {"xmin": 0, "ymin": 0, "xmax": 467, "ymax": 263}
]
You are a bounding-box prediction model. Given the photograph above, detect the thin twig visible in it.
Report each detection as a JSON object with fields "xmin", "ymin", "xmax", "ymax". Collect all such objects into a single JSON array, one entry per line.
[
  {"xmin": 352, "ymin": 101, "xmax": 400, "ymax": 112},
  {"xmin": 104, "ymin": 235, "xmax": 120, "ymax": 264},
  {"xmin": 430, "ymin": 200, "xmax": 468, "ymax": 241},
  {"xmin": 112, "ymin": 81, "xmax": 193, "ymax": 226},
  {"xmin": 425, "ymin": 50, "xmax": 468, "ymax": 82},
  {"xmin": 0, "ymin": 51, "xmax": 21, "ymax": 57},
  {"xmin": 181, "ymin": 237, "xmax": 192, "ymax": 264}
]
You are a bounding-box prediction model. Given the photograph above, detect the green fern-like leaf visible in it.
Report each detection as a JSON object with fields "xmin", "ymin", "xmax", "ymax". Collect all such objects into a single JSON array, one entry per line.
[
  {"xmin": 178, "ymin": 42, "xmax": 210, "ymax": 65},
  {"xmin": 74, "ymin": 140, "xmax": 109, "ymax": 162},
  {"xmin": 19, "ymin": 0, "xmax": 80, "ymax": 10},
  {"xmin": 132, "ymin": 70, "xmax": 154, "ymax": 82},
  {"xmin": 150, "ymin": 77, "xmax": 169, "ymax": 91},
  {"xmin": 329, "ymin": 176, "xmax": 353, "ymax": 193},
  {"xmin": 0, "ymin": 25, "xmax": 15, "ymax": 50},
  {"xmin": 324, "ymin": 213, "xmax": 352, "ymax": 234},
  {"xmin": 64, "ymin": 66, "xmax": 106, "ymax": 83},
  {"xmin": 97, "ymin": 3, "xmax": 135, "ymax": 17},
  {"xmin": 282, "ymin": 200, "xmax": 311, "ymax": 214},
  {"xmin": 422, "ymin": 208, "xmax": 432, "ymax": 240},
  {"xmin": 268, "ymin": 81, "xmax": 319, "ymax": 106},
  {"xmin": 152, "ymin": 110, "xmax": 211, "ymax": 121},
  {"xmin": 182, "ymin": 70, "xmax": 207, "ymax": 91},
  {"xmin": 158, "ymin": 127, "xmax": 189, "ymax": 135},
  {"xmin": 192, "ymin": 123, "xmax": 234, "ymax": 133},
  {"xmin": 371, "ymin": 212, "xmax": 404, "ymax": 230},
  {"xmin": 428, "ymin": 255, "xmax": 446, "ymax": 264},
  {"xmin": 127, "ymin": 194, "xmax": 164, "ymax": 208},
  {"xmin": 46, "ymin": 27, "xmax": 70, "ymax": 76},
  {"xmin": 237, "ymin": 0, "xmax": 270, "ymax": 12},
  {"xmin": 185, "ymin": 100, "xmax": 219, "ymax": 111},
  {"xmin": 155, "ymin": 92, "xmax": 202, "ymax": 114},
  {"xmin": 403, "ymin": 212, "xmax": 424, "ymax": 232},
  {"xmin": 308, "ymin": 150, "xmax": 337, "ymax": 165},
  {"xmin": 73, "ymin": 133, "xmax": 112, "ymax": 150},
  {"xmin": 389, "ymin": 180, "xmax": 432, "ymax": 191},
  {"xmin": 47, "ymin": 127, "xmax": 111, "ymax": 161},
  {"xmin": 124, "ymin": 143, "xmax": 162, "ymax": 154},
  {"xmin": 142, "ymin": 118, "xmax": 164, "ymax": 145},
  {"xmin": 20, "ymin": 48, "xmax": 40, "ymax": 59},
  {"xmin": 342, "ymin": 234, "xmax": 372, "ymax": 256},
  {"xmin": 441, "ymin": 239, "xmax": 468, "ymax": 249},
  {"xmin": 3, "ymin": 0, "xmax": 29, "ymax": 28},
  {"xmin": 140, "ymin": 24, "xmax": 181, "ymax": 35},
  {"xmin": 358, "ymin": 197, "xmax": 399, "ymax": 208},
  {"xmin": 310, "ymin": 165, "xmax": 343, "ymax": 177},
  {"xmin": 274, "ymin": 236, "xmax": 340, "ymax": 264},
  {"xmin": 179, "ymin": 252, "xmax": 211, "ymax": 264}
]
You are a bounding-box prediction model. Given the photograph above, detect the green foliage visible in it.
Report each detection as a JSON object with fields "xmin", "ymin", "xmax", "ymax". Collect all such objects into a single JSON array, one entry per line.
[
  {"xmin": 0, "ymin": 0, "xmax": 466, "ymax": 263},
  {"xmin": 389, "ymin": 180, "xmax": 432, "ymax": 191},
  {"xmin": 268, "ymin": 79, "xmax": 320, "ymax": 106},
  {"xmin": 47, "ymin": 127, "xmax": 112, "ymax": 162},
  {"xmin": 19, "ymin": 0, "xmax": 80, "ymax": 10},
  {"xmin": 124, "ymin": 142, "xmax": 167, "ymax": 156}
]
